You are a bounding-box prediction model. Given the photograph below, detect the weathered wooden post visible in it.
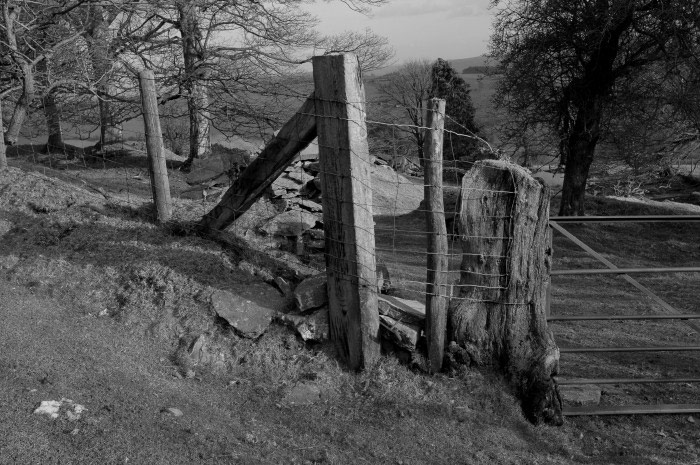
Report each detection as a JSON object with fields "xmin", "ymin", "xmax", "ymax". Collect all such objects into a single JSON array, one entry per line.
[
  {"xmin": 449, "ymin": 160, "xmax": 561, "ymax": 424},
  {"xmin": 424, "ymin": 98, "xmax": 448, "ymax": 373},
  {"xmin": 312, "ymin": 54, "xmax": 380, "ymax": 370},
  {"xmin": 0, "ymin": 98, "xmax": 7, "ymax": 171},
  {"xmin": 138, "ymin": 69, "xmax": 172, "ymax": 223}
]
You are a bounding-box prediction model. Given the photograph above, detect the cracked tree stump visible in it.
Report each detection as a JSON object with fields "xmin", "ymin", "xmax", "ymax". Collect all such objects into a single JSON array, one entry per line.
[{"xmin": 448, "ymin": 159, "xmax": 561, "ymax": 425}]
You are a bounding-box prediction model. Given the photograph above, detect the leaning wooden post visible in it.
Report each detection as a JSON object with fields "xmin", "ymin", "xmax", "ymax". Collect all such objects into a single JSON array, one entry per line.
[
  {"xmin": 0, "ymin": 98, "xmax": 7, "ymax": 171},
  {"xmin": 312, "ymin": 54, "xmax": 380, "ymax": 370},
  {"xmin": 138, "ymin": 69, "xmax": 172, "ymax": 223},
  {"xmin": 424, "ymin": 98, "xmax": 448, "ymax": 373}
]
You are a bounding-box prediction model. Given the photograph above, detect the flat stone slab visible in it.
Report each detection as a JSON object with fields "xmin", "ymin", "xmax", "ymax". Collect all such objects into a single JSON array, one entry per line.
[
  {"xmin": 271, "ymin": 175, "xmax": 303, "ymax": 191},
  {"xmin": 380, "ymin": 315, "xmax": 421, "ymax": 350},
  {"xmin": 294, "ymin": 273, "xmax": 328, "ymax": 312},
  {"xmin": 557, "ymin": 380, "xmax": 602, "ymax": 406},
  {"xmin": 211, "ymin": 284, "xmax": 286, "ymax": 338},
  {"xmin": 377, "ymin": 295, "xmax": 426, "ymax": 325}
]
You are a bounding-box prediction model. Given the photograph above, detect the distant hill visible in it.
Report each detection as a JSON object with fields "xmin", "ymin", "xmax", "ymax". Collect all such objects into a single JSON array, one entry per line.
[{"xmin": 368, "ymin": 55, "xmax": 490, "ymax": 77}]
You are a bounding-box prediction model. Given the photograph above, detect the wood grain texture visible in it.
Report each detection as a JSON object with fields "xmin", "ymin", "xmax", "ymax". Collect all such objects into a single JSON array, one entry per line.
[
  {"xmin": 198, "ymin": 94, "xmax": 317, "ymax": 231},
  {"xmin": 138, "ymin": 70, "xmax": 172, "ymax": 223},
  {"xmin": 449, "ymin": 159, "xmax": 561, "ymax": 424},
  {"xmin": 424, "ymin": 98, "xmax": 448, "ymax": 373},
  {"xmin": 312, "ymin": 54, "xmax": 379, "ymax": 370}
]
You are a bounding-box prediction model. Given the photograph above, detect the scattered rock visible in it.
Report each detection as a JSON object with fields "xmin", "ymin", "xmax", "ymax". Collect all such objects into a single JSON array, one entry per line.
[
  {"xmin": 33, "ymin": 398, "xmax": 86, "ymax": 420},
  {"xmin": 376, "ymin": 261, "xmax": 392, "ymax": 294},
  {"xmin": 283, "ymin": 383, "xmax": 322, "ymax": 405},
  {"xmin": 305, "ymin": 162, "xmax": 320, "ymax": 174},
  {"xmin": 274, "ymin": 276, "xmax": 293, "ymax": 297},
  {"xmin": 277, "ymin": 307, "xmax": 330, "ymax": 342},
  {"xmin": 175, "ymin": 334, "xmax": 227, "ymax": 372},
  {"xmin": 296, "ymin": 199, "xmax": 323, "ymax": 213},
  {"xmin": 379, "ymin": 315, "xmax": 421, "ymax": 350},
  {"xmin": 271, "ymin": 175, "xmax": 303, "ymax": 192},
  {"xmin": 163, "ymin": 407, "xmax": 183, "ymax": 417},
  {"xmin": 0, "ymin": 219, "xmax": 13, "ymax": 237},
  {"xmin": 557, "ymin": 381, "xmax": 602, "ymax": 406},
  {"xmin": 33, "ymin": 400, "xmax": 61, "ymax": 419},
  {"xmin": 293, "ymin": 151, "xmax": 319, "ymax": 163},
  {"xmin": 211, "ymin": 284, "xmax": 286, "ymax": 338},
  {"xmin": 294, "ymin": 273, "xmax": 328, "ymax": 312},
  {"xmin": 285, "ymin": 169, "xmax": 313, "ymax": 185},
  {"xmin": 377, "ymin": 295, "xmax": 426, "ymax": 325},
  {"xmin": 261, "ymin": 209, "xmax": 321, "ymax": 237}
]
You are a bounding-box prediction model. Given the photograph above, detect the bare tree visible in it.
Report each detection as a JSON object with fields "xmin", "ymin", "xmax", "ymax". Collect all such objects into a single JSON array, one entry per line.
[
  {"xmin": 491, "ymin": 0, "xmax": 700, "ymax": 215},
  {"xmin": 130, "ymin": 0, "xmax": 392, "ymax": 169},
  {"xmin": 373, "ymin": 59, "xmax": 433, "ymax": 165}
]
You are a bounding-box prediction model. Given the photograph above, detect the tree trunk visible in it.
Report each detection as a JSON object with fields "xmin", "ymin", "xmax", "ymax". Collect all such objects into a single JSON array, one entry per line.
[
  {"xmin": 179, "ymin": 2, "xmax": 211, "ymax": 169},
  {"xmin": 42, "ymin": 90, "xmax": 63, "ymax": 150},
  {"xmin": 558, "ymin": 97, "xmax": 602, "ymax": 216},
  {"xmin": 448, "ymin": 159, "xmax": 561, "ymax": 425},
  {"xmin": 0, "ymin": 98, "xmax": 7, "ymax": 170},
  {"xmin": 5, "ymin": 63, "xmax": 33, "ymax": 146},
  {"xmin": 186, "ymin": 83, "xmax": 210, "ymax": 162},
  {"xmin": 87, "ymin": 5, "xmax": 122, "ymax": 149}
]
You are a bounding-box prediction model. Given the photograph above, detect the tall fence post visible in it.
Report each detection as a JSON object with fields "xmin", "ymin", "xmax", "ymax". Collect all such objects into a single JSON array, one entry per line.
[
  {"xmin": 312, "ymin": 54, "xmax": 380, "ymax": 370},
  {"xmin": 424, "ymin": 98, "xmax": 448, "ymax": 373},
  {"xmin": 0, "ymin": 98, "xmax": 7, "ymax": 171},
  {"xmin": 138, "ymin": 69, "xmax": 172, "ymax": 223}
]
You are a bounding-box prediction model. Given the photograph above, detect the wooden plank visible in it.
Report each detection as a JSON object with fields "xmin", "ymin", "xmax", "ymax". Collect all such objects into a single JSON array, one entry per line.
[
  {"xmin": 198, "ymin": 94, "xmax": 317, "ymax": 231},
  {"xmin": 138, "ymin": 69, "xmax": 172, "ymax": 223},
  {"xmin": 312, "ymin": 54, "xmax": 379, "ymax": 370},
  {"xmin": 378, "ymin": 295, "xmax": 426, "ymax": 326},
  {"xmin": 564, "ymin": 404, "xmax": 700, "ymax": 416},
  {"xmin": 550, "ymin": 221, "xmax": 700, "ymax": 334},
  {"xmin": 424, "ymin": 98, "xmax": 448, "ymax": 374}
]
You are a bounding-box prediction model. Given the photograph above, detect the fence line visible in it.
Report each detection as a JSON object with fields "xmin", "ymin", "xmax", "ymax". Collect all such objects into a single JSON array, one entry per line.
[{"xmin": 1, "ymin": 55, "xmax": 525, "ymax": 369}]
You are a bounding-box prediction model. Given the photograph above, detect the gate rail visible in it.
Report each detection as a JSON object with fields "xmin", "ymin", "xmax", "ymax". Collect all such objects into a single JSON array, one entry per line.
[{"xmin": 548, "ymin": 215, "xmax": 700, "ymax": 416}]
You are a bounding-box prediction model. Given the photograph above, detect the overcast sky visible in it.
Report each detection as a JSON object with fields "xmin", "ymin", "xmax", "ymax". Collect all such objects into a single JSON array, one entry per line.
[{"xmin": 309, "ymin": 0, "xmax": 493, "ymax": 63}]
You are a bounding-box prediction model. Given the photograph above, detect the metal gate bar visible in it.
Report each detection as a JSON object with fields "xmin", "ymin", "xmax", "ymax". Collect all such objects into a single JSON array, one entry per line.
[
  {"xmin": 564, "ymin": 404, "xmax": 700, "ymax": 416},
  {"xmin": 558, "ymin": 378, "xmax": 700, "ymax": 385},
  {"xmin": 550, "ymin": 218, "xmax": 700, "ymax": 416},
  {"xmin": 550, "ymin": 215, "xmax": 700, "ymax": 223},
  {"xmin": 550, "ymin": 221, "xmax": 700, "ymax": 335},
  {"xmin": 561, "ymin": 346, "xmax": 700, "ymax": 353},
  {"xmin": 548, "ymin": 314, "xmax": 700, "ymax": 321},
  {"xmin": 552, "ymin": 267, "xmax": 700, "ymax": 275}
]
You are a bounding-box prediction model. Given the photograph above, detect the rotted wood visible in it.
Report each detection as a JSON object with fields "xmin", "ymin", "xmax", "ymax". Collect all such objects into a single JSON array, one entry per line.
[{"xmin": 448, "ymin": 159, "xmax": 561, "ymax": 425}]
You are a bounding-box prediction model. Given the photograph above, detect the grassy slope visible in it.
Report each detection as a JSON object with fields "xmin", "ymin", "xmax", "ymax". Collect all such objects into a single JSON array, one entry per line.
[{"xmin": 2, "ymin": 145, "xmax": 700, "ymax": 463}]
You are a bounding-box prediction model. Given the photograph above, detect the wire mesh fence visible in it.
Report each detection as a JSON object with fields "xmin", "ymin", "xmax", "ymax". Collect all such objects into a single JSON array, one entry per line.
[{"xmin": 2, "ymin": 66, "xmax": 516, "ymax": 314}]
